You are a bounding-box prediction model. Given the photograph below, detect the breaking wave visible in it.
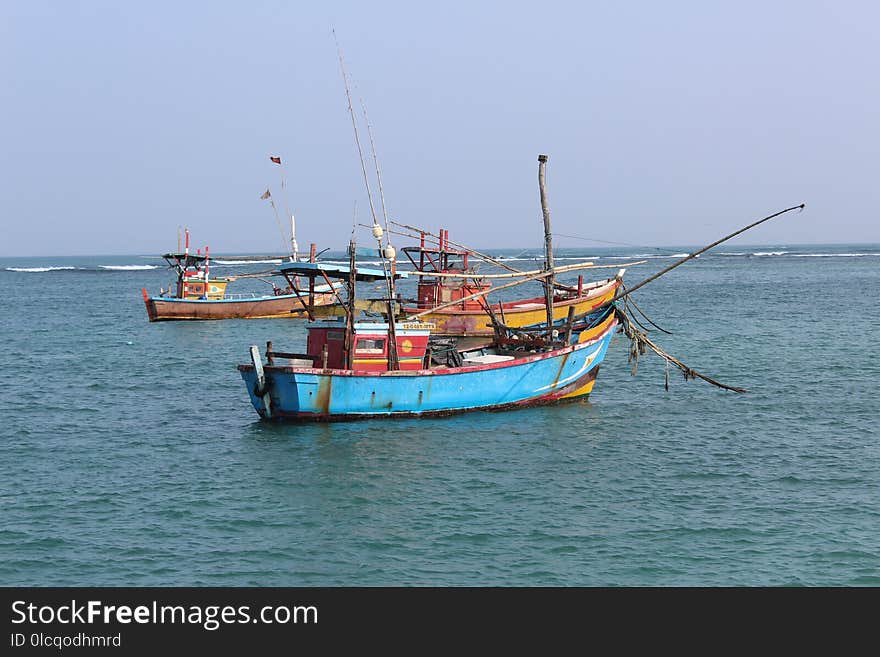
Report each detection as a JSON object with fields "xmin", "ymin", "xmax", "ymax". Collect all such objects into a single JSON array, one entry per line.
[
  {"xmin": 790, "ymin": 252, "xmax": 879, "ymax": 258},
  {"xmin": 5, "ymin": 266, "xmax": 76, "ymax": 273},
  {"xmin": 99, "ymin": 265, "xmax": 158, "ymax": 271},
  {"xmin": 213, "ymin": 259, "xmax": 283, "ymax": 265}
]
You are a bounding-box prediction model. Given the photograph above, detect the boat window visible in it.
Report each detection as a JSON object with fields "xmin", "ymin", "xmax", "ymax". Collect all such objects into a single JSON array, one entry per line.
[
  {"xmin": 356, "ymin": 338, "xmax": 386, "ymax": 354},
  {"xmin": 327, "ymin": 331, "xmax": 345, "ymax": 341}
]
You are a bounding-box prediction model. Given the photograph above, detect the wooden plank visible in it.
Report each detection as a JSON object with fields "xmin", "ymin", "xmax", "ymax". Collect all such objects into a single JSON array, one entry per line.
[{"xmin": 249, "ymin": 345, "xmax": 272, "ymax": 418}]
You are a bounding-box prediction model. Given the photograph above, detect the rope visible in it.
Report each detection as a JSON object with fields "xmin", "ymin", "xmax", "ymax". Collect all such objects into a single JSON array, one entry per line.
[
  {"xmin": 620, "ymin": 284, "xmax": 673, "ymax": 335},
  {"xmin": 614, "ymin": 305, "xmax": 747, "ymax": 393}
]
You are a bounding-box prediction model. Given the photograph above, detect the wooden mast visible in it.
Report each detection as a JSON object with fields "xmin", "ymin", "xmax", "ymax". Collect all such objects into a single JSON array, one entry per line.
[
  {"xmin": 346, "ymin": 239, "xmax": 357, "ymax": 370},
  {"xmin": 538, "ymin": 154, "xmax": 555, "ymax": 338}
]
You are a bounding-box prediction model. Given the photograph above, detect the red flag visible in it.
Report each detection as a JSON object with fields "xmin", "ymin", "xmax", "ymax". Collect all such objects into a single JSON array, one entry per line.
[
  {"xmin": 260, "ymin": 189, "xmax": 271, "ymax": 200},
  {"xmin": 269, "ymin": 156, "xmax": 281, "ymax": 164}
]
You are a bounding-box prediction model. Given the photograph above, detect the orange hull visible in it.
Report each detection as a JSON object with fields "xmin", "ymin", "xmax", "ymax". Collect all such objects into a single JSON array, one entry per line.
[
  {"xmin": 142, "ymin": 289, "xmax": 336, "ymax": 322},
  {"xmin": 403, "ymin": 279, "xmax": 620, "ymax": 336}
]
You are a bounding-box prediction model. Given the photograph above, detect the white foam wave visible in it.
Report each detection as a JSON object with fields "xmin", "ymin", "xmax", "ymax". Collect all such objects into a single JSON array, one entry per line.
[
  {"xmin": 6, "ymin": 266, "xmax": 76, "ymax": 272},
  {"xmin": 609, "ymin": 253, "xmax": 690, "ymax": 259},
  {"xmin": 791, "ymin": 253, "xmax": 879, "ymax": 258},
  {"xmin": 99, "ymin": 265, "xmax": 158, "ymax": 271},
  {"xmin": 213, "ymin": 259, "xmax": 283, "ymax": 265},
  {"xmin": 751, "ymin": 251, "xmax": 788, "ymax": 256}
]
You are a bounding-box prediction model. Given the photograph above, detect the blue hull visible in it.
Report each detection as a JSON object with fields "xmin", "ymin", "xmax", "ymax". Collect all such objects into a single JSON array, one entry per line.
[{"xmin": 238, "ymin": 319, "xmax": 617, "ymax": 421}]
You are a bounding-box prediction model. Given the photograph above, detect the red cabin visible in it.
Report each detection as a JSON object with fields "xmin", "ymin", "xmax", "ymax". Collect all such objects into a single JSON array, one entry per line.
[{"xmin": 306, "ymin": 321, "xmax": 432, "ymax": 372}]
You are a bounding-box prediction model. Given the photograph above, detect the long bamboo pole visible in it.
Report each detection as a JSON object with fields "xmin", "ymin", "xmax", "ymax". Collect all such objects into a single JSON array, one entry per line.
[
  {"xmin": 401, "ymin": 261, "xmax": 658, "ymax": 279},
  {"xmin": 408, "ymin": 260, "xmax": 645, "ymax": 320}
]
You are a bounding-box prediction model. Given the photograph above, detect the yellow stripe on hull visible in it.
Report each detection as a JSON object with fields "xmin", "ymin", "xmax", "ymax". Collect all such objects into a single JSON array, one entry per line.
[
  {"xmin": 559, "ymin": 378, "xmax": 597, "ymax": 400},
  {"xmin": 409, "ymin": 282, "xmax": 619, "ymax": 336},
  {"xmin": 577, "ymin": 312, "xmax": 618, "ymax": 343},
  {"xmin": 352, "ymin": 358, "xmax": 424, "ymax": 367}
]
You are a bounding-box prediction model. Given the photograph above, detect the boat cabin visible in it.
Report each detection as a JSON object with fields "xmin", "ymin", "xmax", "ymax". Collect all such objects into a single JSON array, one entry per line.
[
  {"xmin": 177, "ymin": 275, "xmax": 229, "ymax": 300},
  {"xmin": 402, "ymin": 228, "xmax": 490, "ymax": 310},
  {"xmin": 306, "ymin": 320, "xmax": 432, "ymax": 372},
  {"xmin": 162, "ymin": 250, "xmax": 229, "ymax": 300}
]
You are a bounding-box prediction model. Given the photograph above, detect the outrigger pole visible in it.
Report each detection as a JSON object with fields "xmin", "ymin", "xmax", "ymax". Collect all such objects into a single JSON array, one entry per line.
[{"xmin": 600, "ymin": 203, "xmax": 806, "ymax": 310}]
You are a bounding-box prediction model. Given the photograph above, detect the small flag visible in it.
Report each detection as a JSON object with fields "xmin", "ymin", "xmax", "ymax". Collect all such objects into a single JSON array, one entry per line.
[
  {"xmin": 270, "ymin": 156, "xmax": 281, "ymax": 164},
  {"xmin": 260, "ymin": 189, "xmax": 271, "ymax": 200}
]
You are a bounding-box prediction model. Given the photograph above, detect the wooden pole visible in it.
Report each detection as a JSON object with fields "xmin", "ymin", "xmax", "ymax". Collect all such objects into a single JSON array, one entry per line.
[
  {"xmin": 204, "ymin": 245, "xmax": 210, "ymax": 299},
  {"xmin": 346, "ymin": 239, "xmax": 357, "ymax": 370},
  {"xmin": 563, "ymin": 306, "xmax": 575, "ymax": 345},
  {"xmin": 538, "ymin": 154, "xmax": 555, "ymax": 336}
]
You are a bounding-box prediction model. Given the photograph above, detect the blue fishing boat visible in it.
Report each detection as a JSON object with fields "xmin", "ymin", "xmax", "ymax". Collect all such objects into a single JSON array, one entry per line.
[
  {"xmin": 238, "ymin": 154, "xmax": 631, "ymax": 422},
  {"xmin": 237, "ymin": 243, "xmax": 621, "ymax": 421},
  {"xmin": 239, "ymin": 310, "xmax": 617, "ymax": 421}
]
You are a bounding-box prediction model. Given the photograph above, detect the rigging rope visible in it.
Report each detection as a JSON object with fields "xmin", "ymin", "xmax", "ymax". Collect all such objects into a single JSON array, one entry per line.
[{"xmin": 614, "ymin": 304, "xmax": 747, "ymax": 393}]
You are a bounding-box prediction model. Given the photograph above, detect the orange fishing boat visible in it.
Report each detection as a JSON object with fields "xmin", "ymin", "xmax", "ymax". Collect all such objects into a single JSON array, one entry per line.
[
  {"xmin": 399, "ymin": 229, "xmax": 622, "ymax": 336},
  {"xmin": 141, "ymin": 230, "xmax": 339, "ymax": 322}
]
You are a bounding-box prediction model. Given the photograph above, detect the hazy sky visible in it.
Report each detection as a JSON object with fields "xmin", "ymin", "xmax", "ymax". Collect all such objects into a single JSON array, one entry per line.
[{"xmin": 2, "ymin": 1, "xmax": 878, "ymax": 256}]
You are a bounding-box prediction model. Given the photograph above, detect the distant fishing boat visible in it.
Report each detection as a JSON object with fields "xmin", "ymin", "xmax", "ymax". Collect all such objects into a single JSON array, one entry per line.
[
  {"xmin": 397, "ymin": 227, "xmax": 622, "ymax": 336},
  {"xmin": 238, "ymin": 254, "xmax": 620, "ymax": 422},
  {"xmin": 141, "ymin": 230, "xmax": 339, "ymax": 322}
]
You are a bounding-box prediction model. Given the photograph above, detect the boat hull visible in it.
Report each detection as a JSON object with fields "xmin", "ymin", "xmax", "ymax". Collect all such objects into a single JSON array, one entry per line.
[
  {"xmin": 143, "ymin": 291, "xmax": 334, "ymax": 321},
  {"xmin": 238, "ymin": 316, "xmax": 617, "ymax": 421},
  {"xmin": 402, "ymin": 279, "xmax": 620, "ymax": 336}
]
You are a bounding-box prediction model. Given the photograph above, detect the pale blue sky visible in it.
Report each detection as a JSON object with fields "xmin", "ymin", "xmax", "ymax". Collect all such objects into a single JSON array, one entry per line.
[{"xmin": 2, "ymin": 0, "xmax": 877, "ymax": 256}]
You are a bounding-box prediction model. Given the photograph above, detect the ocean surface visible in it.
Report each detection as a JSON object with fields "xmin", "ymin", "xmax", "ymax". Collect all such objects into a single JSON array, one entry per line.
[{"xmin": 1, "ymin": 243, "xmax": 878, "ymax": 586}]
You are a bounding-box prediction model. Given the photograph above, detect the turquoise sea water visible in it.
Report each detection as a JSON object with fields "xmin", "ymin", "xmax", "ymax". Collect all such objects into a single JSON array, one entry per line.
[{"xmin": 1, "ymin": 244, "xmax": 878, "ymax": 586}]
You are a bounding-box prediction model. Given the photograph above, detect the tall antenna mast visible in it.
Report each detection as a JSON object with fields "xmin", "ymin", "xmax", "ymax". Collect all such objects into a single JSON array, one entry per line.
[
  {"xmin": 361, "ymin": 99, "xmax": 392, "ymax": 246},
  {"xmin": 333, "ymin": 31, "xmax": 398, "ymax": 369},
  {"xmin": 333, "ymin": 31, "xmax": 380, "ymax": 229},
  {"xmin": 360, "ymin": 98, "xmax": 399, "ymax": 369}
]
